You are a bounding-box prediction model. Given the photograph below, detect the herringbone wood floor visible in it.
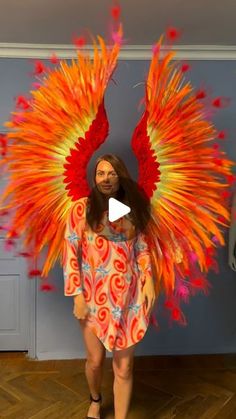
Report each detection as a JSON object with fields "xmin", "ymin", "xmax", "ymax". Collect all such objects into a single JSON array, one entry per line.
[{"xmin": 1, "ymin": 352, "xmax": 236, "ymax": 418}]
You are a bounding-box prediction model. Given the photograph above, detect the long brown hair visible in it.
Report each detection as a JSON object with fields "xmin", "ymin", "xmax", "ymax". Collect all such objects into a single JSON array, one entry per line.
[{"xmin": 86, "ymin": 154, "xmax": 151, "ymax": 233}]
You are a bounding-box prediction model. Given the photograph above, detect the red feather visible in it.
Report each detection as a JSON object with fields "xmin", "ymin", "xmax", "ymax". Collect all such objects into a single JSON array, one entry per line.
[
  {"xmin": 171, "ymin": 307, "xmax": 181, "ymax": 321},
  {"xmin": 4, "ymin": 239, "xmax": 16, "ymax": 251},
  {"xmin": 33, "ymin": 60, "xmax": 46, "ymax": 75},
  {"xmin": 226, "ymin": 174, "xmax": 236, "ymax": 184},
  {"xmin": 0, "ymin": 134, "xmax": 7, "ymax": 156},
  {"xmin": 73, "ymin": 35, "xmax": 86, "ymax": 48},
  {"xmin": 221, "ymin": 190, "xmax": 231, "ymax": 199},
  {"xmin": 214, "ymin": 158, "xmax": 223, "ymax": 166},
  {"xmin": 212, "ymin": 97, "xmax": 231, "ymax": 108},
  {"xmin": 63, "ymin": 101, "xmax": 108, "ymax": 201},
  {"xmin": 111, "ymin": 5, "xmax": 121, "ymax": 20},
  {"xmin": 17, "ymin": 251, "xmax": 32, "ymax": 258},
  {"xmin": 181, "ymin": 63, "xmax": 190, "ymax": 73},
  {"xmin": 190, "ymin": 276, "xmax": 211, "ymax": 295},
  {"xmin": 196, "ymin": 89, "xmax": 207, "ymax": 99},
  {"xmin": 111, "ymin": 30, "xmax": 123, "ymax": 45},
  {"xmin": 12, "ymin": 113, "xmax": 26, "ymax": 125},
  {"xmin": 15, "ymin": 96, "xmax": 30, "ymax": 110},
  {"xmin": 166, "ymin": 26, "xmax": 181, "ymax": 42},
  {"xmin": 28, "ymin": 269, "xmax": 42, "ymax": 277},
  {"xmin": 164, "ymin": 300, "xmax": 174, "ymax": 309},
  {"xmin": 7, "ymin": 229, "xmax": 19, "ymax": 239},
  {"xmin": 40, "ymin": 283, "xmax": 55, "ymax": 292},
  {"xmin": 217, "ymin": 130, "xmax": 227, "ymax": 140},
  {"xmin": 50, "ymin": 53, "xmax": 59, "ymax": 64},
  {"xmin": 32, "ymin": 82, "xmax": 41, "ymax": 90},
  {"xmin": 152, "ymin": 44, "xmax": 161, "ymax": 55}
]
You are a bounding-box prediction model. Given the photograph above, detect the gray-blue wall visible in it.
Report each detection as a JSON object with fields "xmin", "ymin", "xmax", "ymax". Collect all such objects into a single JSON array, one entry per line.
[{"xmin": 1, "ymin": 58, "xmax": 236, "ymax": 359}]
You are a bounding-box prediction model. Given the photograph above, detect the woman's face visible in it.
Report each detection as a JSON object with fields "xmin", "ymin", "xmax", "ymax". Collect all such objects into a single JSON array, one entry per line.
[{"xmin": 95, "ymin": 160, "xmax": 120, "ymax": 196}]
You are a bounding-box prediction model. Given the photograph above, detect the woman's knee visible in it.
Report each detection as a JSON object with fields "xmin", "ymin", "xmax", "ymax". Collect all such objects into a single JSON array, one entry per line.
[
  {"xmin": 112, "ymin": 350, "xmax": 135, "ymax": 379},
  {"xmin": 112, "ymin": 360, "xmax": 133, "ymax": 379},
  {"xmin": 87, "ymin": 354, "xmax": 105, "ymax": 370},
  {"xmin": 80, "ymin": 321, "xmax": 106, "ymax": 368}
]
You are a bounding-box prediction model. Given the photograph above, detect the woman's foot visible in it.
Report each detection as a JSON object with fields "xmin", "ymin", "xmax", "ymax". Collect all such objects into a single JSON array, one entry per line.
[{"xmin": 86, "ymin": 393, "xmax": 102, "ymax": 419}]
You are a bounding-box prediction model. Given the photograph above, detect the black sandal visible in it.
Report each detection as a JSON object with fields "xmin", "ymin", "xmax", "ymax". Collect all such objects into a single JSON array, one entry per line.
[{"xmin": 86, "ymin": 393, "xmax": 102, "ymax": 419}]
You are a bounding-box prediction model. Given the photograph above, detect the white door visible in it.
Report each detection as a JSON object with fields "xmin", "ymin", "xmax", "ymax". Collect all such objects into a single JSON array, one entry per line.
[{"xmin": 0, "ymin": 167, "xmax": 33, "ymax": 352}]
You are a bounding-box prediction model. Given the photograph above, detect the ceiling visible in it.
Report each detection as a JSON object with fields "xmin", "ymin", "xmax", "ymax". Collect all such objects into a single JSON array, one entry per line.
[{"xmin": 0, "ymin": 0, "xmax": 235, "ymax": 46}]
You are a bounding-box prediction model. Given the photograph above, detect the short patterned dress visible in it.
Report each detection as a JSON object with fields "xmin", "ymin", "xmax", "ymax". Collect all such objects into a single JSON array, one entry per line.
[{"xmin": 62, "ymin": 196, "xmax": 154, "ymax": 352}]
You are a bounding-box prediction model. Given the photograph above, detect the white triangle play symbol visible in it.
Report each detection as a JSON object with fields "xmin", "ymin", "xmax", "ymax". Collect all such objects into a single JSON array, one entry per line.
[{"xmin": 108, "ymin": 198, "xmax": 131, "ymax": 222}]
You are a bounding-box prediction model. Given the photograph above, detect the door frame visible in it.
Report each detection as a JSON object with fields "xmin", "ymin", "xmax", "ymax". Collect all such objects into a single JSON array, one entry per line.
[{"xmin": 27, "ymin": 277, "xmax": 37, "ymax": 358}]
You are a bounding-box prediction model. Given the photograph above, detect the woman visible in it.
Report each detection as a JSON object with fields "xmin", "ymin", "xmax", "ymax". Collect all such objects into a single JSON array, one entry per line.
[{"xmin": 63, "ymin": 154, "xmax": 156, "ymax": 419}]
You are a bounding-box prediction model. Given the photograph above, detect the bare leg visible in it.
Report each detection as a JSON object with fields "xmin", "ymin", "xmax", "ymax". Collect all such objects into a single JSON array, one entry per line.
[
  {"xmin": 79, "ymin": 320, "xmax": 106, "ymax": 418},
  {"xmin": 112, "ymin": 343, "xmax": 136, "ymax": 419}
]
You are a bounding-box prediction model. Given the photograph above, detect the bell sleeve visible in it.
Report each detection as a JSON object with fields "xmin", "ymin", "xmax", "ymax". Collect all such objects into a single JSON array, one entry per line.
[
  {"xmin": 62, "ymin": 199, "xmax": 86, "ymax": 296},
  {"xmin": 134, "ymin": 231, "xmax": 154, "ymax": 286}
]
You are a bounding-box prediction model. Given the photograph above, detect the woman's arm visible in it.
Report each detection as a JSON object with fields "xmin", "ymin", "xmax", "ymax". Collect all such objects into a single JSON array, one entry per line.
[
  {"xmin": 229, "ymin": 191, "xmax": 236, "ymax": 271},
  {"xmin": 62, "ymin": 200, "xmax": 86, "ymax": 296}
]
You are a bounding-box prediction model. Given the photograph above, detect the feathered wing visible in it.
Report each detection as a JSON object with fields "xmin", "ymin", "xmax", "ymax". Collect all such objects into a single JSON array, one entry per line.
[
  {"xmin": 131, "ymin": 36, "xmax": 234, "ymax": 324},
  {"xmin": 0, "ymin": 25, "xmax": 123, "ymax": 278}
]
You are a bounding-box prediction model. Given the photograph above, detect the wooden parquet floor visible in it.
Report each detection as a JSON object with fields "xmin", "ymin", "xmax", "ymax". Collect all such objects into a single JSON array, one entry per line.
[{"xmin": 1, "ymin": 352, "xmax": 236, "ymax": 419}]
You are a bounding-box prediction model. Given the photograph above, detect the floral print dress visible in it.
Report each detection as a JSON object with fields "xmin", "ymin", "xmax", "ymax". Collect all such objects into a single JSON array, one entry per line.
[{"xmin": 62, "ymin": 196, "xmax": 153, "ymax": 352}]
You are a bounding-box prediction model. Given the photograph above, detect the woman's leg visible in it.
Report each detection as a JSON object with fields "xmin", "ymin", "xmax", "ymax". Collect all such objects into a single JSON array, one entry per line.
[
  {"xmin": 112, "ymin": 343, "xmax": 136, "ymax": 419},
  {"xmin": 79, "ymin": 320, "xmax": 106, "ymax": 418}
]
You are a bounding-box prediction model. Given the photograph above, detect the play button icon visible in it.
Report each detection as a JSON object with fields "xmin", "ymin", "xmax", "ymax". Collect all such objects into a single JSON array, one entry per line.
[
  {"xmin": 108, "ymin": 198, "xmax": 131, "ymax": 222},
  {"xmin": 88, "ymin": 176, "xmax": 151, "ymax": 242}
]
